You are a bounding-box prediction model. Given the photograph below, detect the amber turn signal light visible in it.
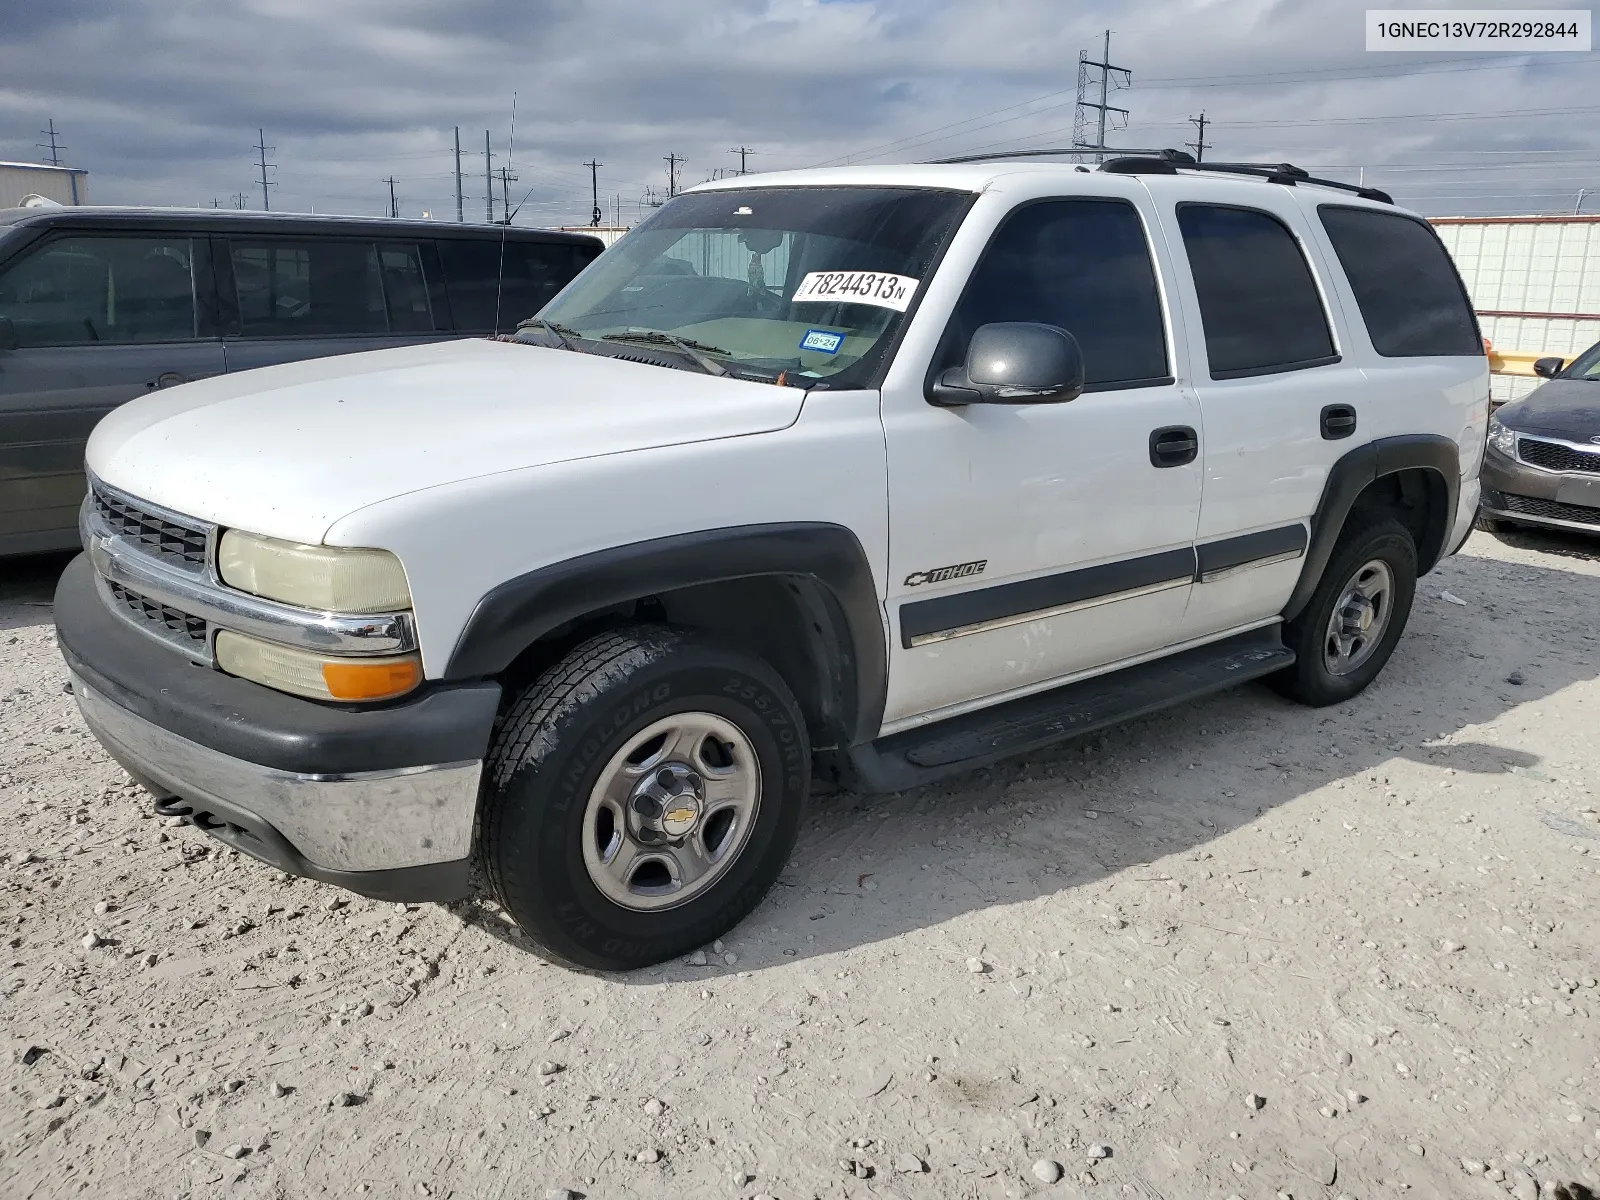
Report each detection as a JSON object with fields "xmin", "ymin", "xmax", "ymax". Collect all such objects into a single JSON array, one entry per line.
[{"xmin": 321, "ymin": 656, "xmax": 423, "ymax": 701}]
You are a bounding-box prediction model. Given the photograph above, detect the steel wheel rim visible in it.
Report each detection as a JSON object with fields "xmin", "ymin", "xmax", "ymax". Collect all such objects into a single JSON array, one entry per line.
[
  {"xmin": 1323, "ymin": 558, "xmax": 1394, "ymax": 676},
  {"xmin": 581, "ymin": 711, "xmax": 762, "ymax": 912}
]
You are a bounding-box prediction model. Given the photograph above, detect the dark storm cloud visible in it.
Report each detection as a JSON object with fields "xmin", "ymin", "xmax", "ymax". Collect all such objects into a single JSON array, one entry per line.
[{"xmin": 1, "ymin": 0, "xmax": 1595, "ymax": 221}]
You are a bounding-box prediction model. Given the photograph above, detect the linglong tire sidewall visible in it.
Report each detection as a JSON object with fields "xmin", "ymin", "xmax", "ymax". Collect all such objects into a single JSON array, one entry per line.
[{"xmin": 490, "ymin": 651, "xmax": 807, "ymax": 970}]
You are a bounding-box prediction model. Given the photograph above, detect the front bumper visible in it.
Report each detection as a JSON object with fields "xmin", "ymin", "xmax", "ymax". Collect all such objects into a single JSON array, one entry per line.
[
  {"xmin": 55, "ymin": 555, "xmax": 501, "ymax": 901},
  {"xmin": 1481, "ymin": 447, "xmax": 1600, "ymax": 534}
]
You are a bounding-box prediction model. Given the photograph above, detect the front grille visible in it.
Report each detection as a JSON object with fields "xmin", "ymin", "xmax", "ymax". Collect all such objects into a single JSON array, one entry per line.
[
  {"xmin": 1502, "ymin": 493, "xmax": 1600, "ymax": 528},
  {"xmin": 107, "ymin": 580, "xmax": 209, "ymax": 645},
  {"xmin": 92, "ymin": 487, "xmax": 209, "ymax": 567},
  {"xmin": 1518, "ymin": 437, "xmax": 1600, "ymax": 475}
]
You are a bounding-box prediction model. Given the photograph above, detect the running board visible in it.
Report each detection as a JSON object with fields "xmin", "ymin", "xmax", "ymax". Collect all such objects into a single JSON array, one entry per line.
[{"xmin": 839, "ymin": 627, "xmax": 1294, "ymax": 793}]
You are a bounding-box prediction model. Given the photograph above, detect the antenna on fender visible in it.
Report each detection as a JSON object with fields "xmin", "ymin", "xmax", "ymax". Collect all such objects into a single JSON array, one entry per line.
[{"xmin": 492, "ymin": 92, "xmax": 518, "ymax": 335}]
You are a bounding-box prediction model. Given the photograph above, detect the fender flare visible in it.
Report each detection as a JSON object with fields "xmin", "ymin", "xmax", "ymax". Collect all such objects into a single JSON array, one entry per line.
[
  {"xmin": 1282, "ymin": 433, "xmax": 1460, "ymax": 623},
  {"xmin": 443, "ymin": 523, "xmax": 888, "ymax": 746}
]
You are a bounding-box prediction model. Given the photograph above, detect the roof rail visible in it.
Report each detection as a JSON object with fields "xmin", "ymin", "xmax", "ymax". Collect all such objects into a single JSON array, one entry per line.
[
  {"xmin": 1101, "ymin": 148, "xmax": 1394, "ymax": 204},
  {"xmin": 926, "ymin": 146, "xmax": 1172, "ymax": 165}
]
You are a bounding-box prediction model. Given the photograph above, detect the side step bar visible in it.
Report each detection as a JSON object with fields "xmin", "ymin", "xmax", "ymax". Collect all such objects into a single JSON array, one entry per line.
[{"xmin": 840, "ymin": 627, "xmax": 1294, "ymax": 793}]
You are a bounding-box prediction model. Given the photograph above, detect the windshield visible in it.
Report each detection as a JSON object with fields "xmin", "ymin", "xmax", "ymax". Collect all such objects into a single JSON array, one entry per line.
[
  {"xmin": 525, "ymin": 186, "xmax": 973, "ymax": 386},
  {"xmin": 1562, "ymin": 340, "xmax": 1600, "ymax": 380}
]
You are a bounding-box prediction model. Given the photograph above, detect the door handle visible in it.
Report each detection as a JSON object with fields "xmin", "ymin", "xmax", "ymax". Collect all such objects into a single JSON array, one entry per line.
[
  {"xmin": 1321, "ymin": 404, "xmax": 1357, "ymax": 440},
  {"xmin": 148, "ymin": 372, "xmax": 189, "ymax": 390},
  {"xmin": 1149, "ymin": 425, "xmax": 1199, "ymax": 468}
]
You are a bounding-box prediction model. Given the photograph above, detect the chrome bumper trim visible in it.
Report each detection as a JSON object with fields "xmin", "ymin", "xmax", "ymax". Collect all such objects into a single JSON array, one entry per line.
[
  {"xmin": 83, "ymin": 504, "xmax": 417, "ymax": 660},
  {"xmin": 1481, "ymin": 501, "xmax": 1600, "ymax": 534},
  {"xmin": 73, "ymin": 676, "xmax": 481, "ymax": 873}
]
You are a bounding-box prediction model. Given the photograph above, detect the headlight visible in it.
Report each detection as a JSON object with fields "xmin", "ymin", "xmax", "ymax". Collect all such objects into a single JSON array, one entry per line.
[
  {"xmin": 1486, "ymin": 415, "xmax": 1517, "ymax": 458},
  {"xmin": 215, "ymin": 630, "xmax": 421, "ymax": 702},
  {"xmin": 218, "ymin": 531, "xmax": 411, "ymax": 613}
]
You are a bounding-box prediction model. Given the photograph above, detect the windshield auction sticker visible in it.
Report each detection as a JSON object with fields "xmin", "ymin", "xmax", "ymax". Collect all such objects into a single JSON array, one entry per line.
[
  {"xmin": 792, "ymin": 271, "xmax": 919, "ymax": 311},
  {"xmin": 1367, "ymin": 9, "xmax": 1589, "ymax": 50}
]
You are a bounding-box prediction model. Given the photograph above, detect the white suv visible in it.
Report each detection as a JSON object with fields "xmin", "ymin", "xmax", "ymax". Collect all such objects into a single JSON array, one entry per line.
[{"xmin": 57, "ymin": 151, "xmax": 1489, "ymax": 970}]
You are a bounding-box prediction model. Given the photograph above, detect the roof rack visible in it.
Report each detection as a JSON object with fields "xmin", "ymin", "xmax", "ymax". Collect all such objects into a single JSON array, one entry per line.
[
  {"xmin": 1101, "ymin": 148, "xmax": 1394, "ymax": 204},
  {"xmin": 923, "ymin": 145, "xmax": 1393, "ymax": 204}
]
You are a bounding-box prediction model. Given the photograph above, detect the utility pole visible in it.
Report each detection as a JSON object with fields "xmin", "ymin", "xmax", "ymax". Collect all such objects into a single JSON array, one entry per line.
[
  {"xmin": 234, "ymin": 192, "xmax": 247, "ymax": 210},
  {"xmin": 484, "ymin": 130, "xmax": 494, "ymax": 224},
  {"xmin": 383, "ymin": 176, "xmax": 399, "ymax": 219},
  {"xmin": 615, "ymin": 192, "xmax": 622, "ymax": 227},
  {"xmin": 1186, "ymin": 111, "xmax": 1211, "ymax": 163},
  {"xmin": 36, "ymin": 119, "xmax": 64, "ymax": 167},
  {"xmin": 729, "ymin": 146, "xmax": 756, "ymax": 176},
  {"xmin": 1578, "ymin": 188, "xmax": 1591, "ymax": 215},
  {"xmin": 496, "ymin": 166, "xmax": 518, "ymax": 225},
  {"xmin": 664, "ymin": 153, "xmax": 685, "ymax": 198},
  {"xmin": 453, "ymin": 126, "xmax": 464, "ymax": 222},
  {"xmin": 1072, "ymin": 30, "xmax": 1130, "ymax": 162},
  {"xmin": 253, "ymin": 128, "xmax": 276, "ymax": 210},
  {"xmin": 584, "ymin": 159, "xmax": 603, "ymax": 226}
]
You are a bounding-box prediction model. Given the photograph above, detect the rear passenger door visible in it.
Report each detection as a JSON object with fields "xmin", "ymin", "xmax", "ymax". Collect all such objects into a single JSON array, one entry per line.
[
  {"xmin": 216, "ymin": 237, "xmax": 451, "ymax": 374},
  {"xmin": 1157, "ymin": 192, "xmax": 1360, "ymax": 642},
  {"xmin": 0, "ymin": 232, "xmax": 224, "ymax": 552}
]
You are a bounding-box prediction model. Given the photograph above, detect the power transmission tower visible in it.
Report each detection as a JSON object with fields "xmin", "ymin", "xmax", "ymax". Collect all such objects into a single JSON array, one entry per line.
[
  {"xmin": 234, "ymin": 192, "xmax": 247, "ymax": 210},
  {"xmin": 729, "ymin": 146, "xmax": 756, "ymax": 175},
  {"xmin": 36, "ymin": 119, "xmax": 65, "ymax": 166},
  {"xmin": 496, "ymin": 166, "xmax": 518, "ymax": 225},
  {"xmin": 1187, "ymin": 111, "xmax": 1211, "ymax": 163},
  {"xmin": 453, "ymin": 127, "xmax": 464, "ymax": 222},
  {"xmin": 1072, "ymin": 30, "xmax": 1130, "ymax": 162},
  {"xmin": 584, "ymin": 159, "xmax": 603, "ymax": 226},
  {"xmin": 664, "ymin": 153, "xmax": 685, "ymax": 198},
  {"xmin": 383, "ymin": 176, "xmax": 399, "ymax": 218},
  {"xmin": 642, "ymin": 186, "xmax": 663, "ymax": 209},
  {"xmin": 253, "ymin": 129, "xmax": 276, "ymax": 210},
  {"xmin": 484, "ymin": 130, "xmax": 494, "ymax": 223}
]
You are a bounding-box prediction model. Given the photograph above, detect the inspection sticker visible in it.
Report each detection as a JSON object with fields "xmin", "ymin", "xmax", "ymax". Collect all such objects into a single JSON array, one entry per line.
[
  {"xmin": 792, "ymin": 270, "xmax": 919, "ymax": 311},
  {"xmin": 799, "ymin": 328, "xmax": 846, "ymax": 355}
]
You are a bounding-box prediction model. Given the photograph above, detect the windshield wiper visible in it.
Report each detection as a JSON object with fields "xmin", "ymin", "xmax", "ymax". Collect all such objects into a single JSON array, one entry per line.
[
  {"xmin": 601, "ymin": 329, "xmax": 729, "ymax": 376},
  {"xmin": 517, "ymin": 318, "xmax": 583, "ymax": 351}
]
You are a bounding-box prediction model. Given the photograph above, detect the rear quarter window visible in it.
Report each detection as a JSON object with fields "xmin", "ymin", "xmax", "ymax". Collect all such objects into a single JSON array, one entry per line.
[{"xmin": 1317, "ymin": 206, "xmax": 1481, "ymax": 357}]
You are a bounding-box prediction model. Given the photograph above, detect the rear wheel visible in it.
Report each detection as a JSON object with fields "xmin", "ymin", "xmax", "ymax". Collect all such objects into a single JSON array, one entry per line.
[
  {"xmin": 1271, "ymin": 517, "xmax": 1417, "ymax": 707},
  {"xmin": 480, "ymin": 626, "xmax": 808, "ymax": 971}
]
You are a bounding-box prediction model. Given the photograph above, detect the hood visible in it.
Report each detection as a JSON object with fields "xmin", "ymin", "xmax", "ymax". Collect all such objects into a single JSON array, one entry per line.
[
  {"xmin": 87, "ymin": 338, "xmax": 805, "ymax": 543},
  {"xmin": 1497, "ymin": 378, "xmax": 1600, "ymax": 444}
]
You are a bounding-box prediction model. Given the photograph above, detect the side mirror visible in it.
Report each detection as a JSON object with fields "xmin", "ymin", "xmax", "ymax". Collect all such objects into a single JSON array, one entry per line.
[
  {"xmin": 929, "ymin": 322, "xmax": 1085, "ymax": 407},
  {"xmin": 0, "ymin": 316, "xmax": 16, "ymax": 352},
  {"xmin": 1533, "ymin": 356, "xmax": 1564, "ymax": 379}
]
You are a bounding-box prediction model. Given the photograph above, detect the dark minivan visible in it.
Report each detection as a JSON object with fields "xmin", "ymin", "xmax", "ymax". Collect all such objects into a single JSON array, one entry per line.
[{"xmin": 0, "ymin": 207, "xmax": 603, "ymax": 555}]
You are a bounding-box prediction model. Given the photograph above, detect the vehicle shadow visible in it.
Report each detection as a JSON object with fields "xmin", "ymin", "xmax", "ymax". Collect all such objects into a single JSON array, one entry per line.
[
  {"xmin": 0, "ymin": 551, "xmax": 74, "ymax": 634},
  {"xmin": 456, "ymin": 538, "xmax": 1598, "ymax": 977},
  {"xmin": 1482, "ymin": 521, "xmax": 1600, "ymax": 562}
]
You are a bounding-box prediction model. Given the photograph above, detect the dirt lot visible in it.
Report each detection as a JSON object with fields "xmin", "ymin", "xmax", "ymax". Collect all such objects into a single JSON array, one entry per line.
[{"xmin": 3, "ymin": 527, "xmax": 1600, "ymax": 1200}]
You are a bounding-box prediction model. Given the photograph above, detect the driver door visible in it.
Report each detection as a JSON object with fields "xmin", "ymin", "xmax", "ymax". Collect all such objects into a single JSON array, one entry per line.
[{"xmin": 879, "ymin": 192, "xmax": 1204, "ymax": 728}]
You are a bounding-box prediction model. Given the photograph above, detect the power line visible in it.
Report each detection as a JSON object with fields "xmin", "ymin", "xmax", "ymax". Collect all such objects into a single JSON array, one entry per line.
[{"xmin": 253, "ymin": 129, "xmax": 276, "ymax": 211}]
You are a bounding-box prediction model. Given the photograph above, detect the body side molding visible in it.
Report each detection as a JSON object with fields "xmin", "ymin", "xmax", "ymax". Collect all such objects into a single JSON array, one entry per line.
[
  {"xmin": 1282, "ymin": 433, "xmax": 1460, "ymax": 623},
  {"xmin": 443, "ymin": 523, "xmax": 887, "ymax": 746}
]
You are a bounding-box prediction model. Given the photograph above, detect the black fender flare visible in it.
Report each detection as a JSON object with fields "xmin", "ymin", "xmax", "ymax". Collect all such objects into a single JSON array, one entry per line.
[
  {"xmin": 1282, "ymin": 434, "xmax": 1460, "ymax": 623},
  {"xmin": 443, "ymin": 523, "xmax": 888, "ymax": 746}
]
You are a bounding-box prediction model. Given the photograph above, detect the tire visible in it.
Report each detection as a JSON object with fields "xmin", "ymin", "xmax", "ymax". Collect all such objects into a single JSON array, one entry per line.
[
  {"xmin": 480, "ymin": 626, "xmax": 809, "ymax": 971},
  {"xmin": 1270, "ymin": 517, "xmax": 1418, "ymax": 707},
  {"xmin": 1475, "ymin": 507, "xmax": 1507, "ymax": 535}
]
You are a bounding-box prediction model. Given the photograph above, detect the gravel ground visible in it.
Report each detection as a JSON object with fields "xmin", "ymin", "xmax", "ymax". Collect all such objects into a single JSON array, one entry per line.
[{"xmin": 3, "ymin": 527, "xmax": 1600, "ymax": 1200}]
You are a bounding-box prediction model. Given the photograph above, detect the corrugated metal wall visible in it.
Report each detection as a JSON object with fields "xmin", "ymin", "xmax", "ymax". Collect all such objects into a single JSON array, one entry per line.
[
  {"xmin": 661, "ymin": 229, "xmax": 790, "ymax": 288},
  {"xmin": 1432, "ymin": 216, "xmax": 1600, "ymax": 404},
  {"xmin": 0, "ymin": 164, "xmax": 88, "ymax": 209}
]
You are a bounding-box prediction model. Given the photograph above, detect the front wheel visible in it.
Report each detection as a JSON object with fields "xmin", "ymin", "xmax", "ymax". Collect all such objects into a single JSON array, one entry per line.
[
  {"xmin": 480, "ymin": 627, "xmax": 809, "ymax": 971},
  {"xmin": 1270, "ymin": 517, "xmax": 1418, "ymax": 707}
]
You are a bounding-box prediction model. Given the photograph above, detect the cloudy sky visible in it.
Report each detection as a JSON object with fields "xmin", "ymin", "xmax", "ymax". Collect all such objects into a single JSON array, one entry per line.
[{"xmin": 1, "ymin": 0, "xmax": 1596, "ymax": 223}]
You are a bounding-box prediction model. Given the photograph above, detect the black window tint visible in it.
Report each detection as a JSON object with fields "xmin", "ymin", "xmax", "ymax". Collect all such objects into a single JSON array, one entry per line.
[
  {"xmin": 1318, "ymin": 206, "xmax": 1480, "ymax": 357},
  {"xmin": 1177, "ymin": 205, "xmax": 1336, "ymax": 378},
  {"xmin": 378, "ymin": 243, "xmax": 435, "ymax": 332},
  {"xmin": 0, "ymin": 235, "xmax": 197, "ymax": 346},
  {"xmin": 438, "ymin": 240, "xmax": 592, "ymax": 333},
  {"xmin": 229, "ymin": 239, "xmax": 385, "ymax": 337},
  {"xmin": 940, "ymin": 199, "xmax": 1168, "ymax": 388}
]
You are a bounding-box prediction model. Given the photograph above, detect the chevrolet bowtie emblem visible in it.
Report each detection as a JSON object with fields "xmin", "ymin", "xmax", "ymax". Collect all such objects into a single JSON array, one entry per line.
[{"xmin": 664, "ymin": 808, "xmax": 697, "ymax": 824}]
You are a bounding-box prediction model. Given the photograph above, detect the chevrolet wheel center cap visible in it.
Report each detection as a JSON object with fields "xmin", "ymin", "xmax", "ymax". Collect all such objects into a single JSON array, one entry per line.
[{"xmin": 630, "ymin": 762, "xmax": 704, "ymax": 841}]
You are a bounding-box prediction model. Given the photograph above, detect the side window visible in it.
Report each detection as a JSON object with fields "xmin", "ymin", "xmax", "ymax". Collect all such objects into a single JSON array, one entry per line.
[
  {"xmin": 938, "ymin": 199, "xmax": 1169, "ymax": 389},
  {"xmin": 228, "ymin": 239, "xmax": 386, "ymax": 337},
  {"xmin": 378, "ymin": 243, "xmax": 436, "ymax": 333},
  {"xmin": 1177, "ymin": 205, "xmax": 1336, "ymax": 379},
  {"xmin": 0, "ymin": 235, "xmax": 198, "ymax": 347},
  {"xmin": 437, "ymin": 240, "xmax": 591, "ymax": 333},
  {"xmin": 1317, "ymin": 206, "xmax": 1481, "ymax": 357}
]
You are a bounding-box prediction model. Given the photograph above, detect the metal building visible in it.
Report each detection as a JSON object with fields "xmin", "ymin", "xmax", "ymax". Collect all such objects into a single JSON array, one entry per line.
[
  {"xmin": 0, "ymin": 161, "xmax": 89, "ymax": 209},
  {"xmin": 1431, "ymin": 215, "xmax": 1600, "ymax": 404}
]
